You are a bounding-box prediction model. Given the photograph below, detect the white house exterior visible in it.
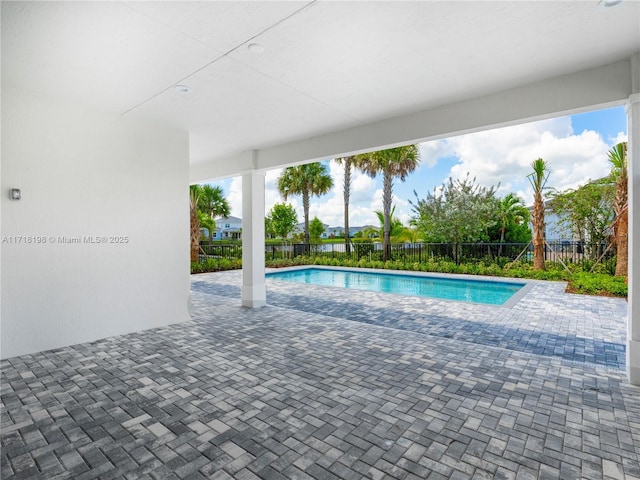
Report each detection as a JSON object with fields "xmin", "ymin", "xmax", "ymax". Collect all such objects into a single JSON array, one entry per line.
[
  {"xmin": 528, "ymin": 206, "xmax": 572, "ymax": 242},
  {"xmin": 212, "ymin": 216, "xmax": 243, "ymax": 240}
]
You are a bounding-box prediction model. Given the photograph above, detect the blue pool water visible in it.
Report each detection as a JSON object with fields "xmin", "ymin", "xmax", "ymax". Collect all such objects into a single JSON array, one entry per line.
[{"xmin": 267, "ymin": 268, "xmax": 525, "ymax": 305}]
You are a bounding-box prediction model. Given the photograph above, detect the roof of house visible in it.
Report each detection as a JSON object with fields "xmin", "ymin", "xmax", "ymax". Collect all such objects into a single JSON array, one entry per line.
[{"xmin": 215, "ymin": 216, "xmax": 242, "ymax": 223}]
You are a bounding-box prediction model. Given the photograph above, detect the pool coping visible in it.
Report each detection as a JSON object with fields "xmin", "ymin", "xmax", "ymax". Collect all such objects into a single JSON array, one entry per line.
[{"xmin": 265, "ymin": 265, "xmax": 542, "ymax": 308}]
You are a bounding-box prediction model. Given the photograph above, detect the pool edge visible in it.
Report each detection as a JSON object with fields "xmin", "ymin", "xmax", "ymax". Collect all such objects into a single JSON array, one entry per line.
[{"xmin": 266, "ymin": 265, "xmax": 541, "ymax": 308}]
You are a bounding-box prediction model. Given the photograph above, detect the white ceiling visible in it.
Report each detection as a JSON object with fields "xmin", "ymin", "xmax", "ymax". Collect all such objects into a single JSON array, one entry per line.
[{"xmin": 2, "ymin": 1, "xmax": 639, "ymax": 173}]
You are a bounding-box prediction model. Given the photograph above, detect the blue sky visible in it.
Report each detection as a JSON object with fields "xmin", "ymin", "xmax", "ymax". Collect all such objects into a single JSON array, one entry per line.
[{"xmin": 208, "ymin": 105, "xmax": 627, "ymax": 228}]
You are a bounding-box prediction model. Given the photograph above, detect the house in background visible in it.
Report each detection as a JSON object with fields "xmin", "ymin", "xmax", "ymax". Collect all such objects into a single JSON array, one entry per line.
[
  {"xmin": 325, "ymin": 226, "xmax": 344, "ymax": 238},
  {"xmin": 287, "ymin": 223, "xmax": 380, "ymax": 239},
  {"xmin": 528, "ymin": 204, "xmax": 590, "ymax": 243},
  {"xmin": 212, "ymin": 216, "xmax": 242, "ymax": 240},
  {"xmin": 203, "ymin": 218, "xmax": 374, "ymax": 241}
]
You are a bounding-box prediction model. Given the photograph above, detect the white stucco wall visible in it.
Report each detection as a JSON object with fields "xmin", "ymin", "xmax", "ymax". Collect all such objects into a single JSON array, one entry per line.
[{"xmin": 1, "ymin": 87, "xmax": 191, "ymax": 359}]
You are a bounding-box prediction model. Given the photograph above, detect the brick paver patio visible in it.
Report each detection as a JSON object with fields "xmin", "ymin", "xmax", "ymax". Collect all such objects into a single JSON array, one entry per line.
[{"xmin": 2, "ymin": 270, "xmax": 639, "ymax": 479}]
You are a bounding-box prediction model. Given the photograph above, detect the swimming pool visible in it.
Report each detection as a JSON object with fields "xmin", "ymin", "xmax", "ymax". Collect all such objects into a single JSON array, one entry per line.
[{"xmin": 267, "ymin": 267, "xmax": 526, "ymax": 305}]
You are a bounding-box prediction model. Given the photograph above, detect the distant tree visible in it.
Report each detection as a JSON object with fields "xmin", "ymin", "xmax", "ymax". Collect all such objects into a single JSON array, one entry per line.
[
  {"xmin": 265, "ymin": 216, "xmax": 274, "ymax": 239},
  {"xmin": 309, "ymin": 217, "xmax": 325, "ymax": 243},
  {"xmin": 268, "ymin": 203, "xmax": 298, "ymax": 253},
  {"xmin": 277, "ymin": 162, "xmax": 333, "ymax": 246},
  {"xmin": 189, "ymin": 184, "xmax": 231, "ymax": 259},
  {"xmin": 548, "ymin": 178, "xmax": 614, "ymax": 257},
  {"xmin": 198, "ymin": 211, "xmax": 216, "ymax": 244},
  {"xmin": 335, "ymin": 156, "xmax": 357, "ymax": 255},
  {"xmin": 197, "ymin": 185, "xmax": 230, "ymax": 244},
  {"xmin": 199, "ymin": 185, "xmax": 230, "ymax": 220},
  {"xmin": 411, "ymin": 174, "xmax": 498, "ymax": 263},
  {"xmin": 356, "ymin": 145, "xmax": 420, "ymax": 260},
  {"xmin": 609, "ymin": 142, "xmax": 628, "ymax": 277},
  {"xmin": 488, "ymin": 193, "xmax": 531, "ymax": 253},
  {"xmin": 528, "ymin": 158, "xmax": 550, "ymax": 271}
]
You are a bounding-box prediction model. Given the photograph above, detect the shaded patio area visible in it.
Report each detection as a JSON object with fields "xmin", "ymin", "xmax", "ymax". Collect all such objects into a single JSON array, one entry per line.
[{"xmin": 2, "ymin": 273, "xmax": 639, "ymax": 479}]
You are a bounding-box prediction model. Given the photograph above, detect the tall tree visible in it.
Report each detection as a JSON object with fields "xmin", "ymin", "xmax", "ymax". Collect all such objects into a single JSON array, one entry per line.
[
  {"xmin": 190, "ymin": 184, "xmax": 231, "ymax": 260},
  {"xmin": 609, "ymin": 142, "xmax": 628, "ymax": 277},
  {"xmin": 528, "ymin": 158, "xmax": 550, "ymax": 271},
  {"xmin": 189, "ymin": 185, "xmax": 202, "ymax": 263},
  {"xmin": 277, "ymin": 162, "xmax": 333, "ymax": 248},
  {"xmin": 309, "ymin": 217, "xmax": 325, "ymax": 243},
  {"xmin": 198, "ymin": 184, "xmax": 230, "ymax": 243},
  {"xmin": 547, "ymin": 179, "xmax": 614, "ymax": 255},
  {"xmin": 268, "ymin": 203, "xmax": 298, "ymax": 257},
  {"xmin": 357, "ymin": 145, "xmax": 420, "ymax": 261},
  {"xmin": 411, "ymin": 174, "xmax": 498, "ymax": 263},
  {"xmin": 335, "ymin": 156, "xmax": 356, "ymax": 255}
]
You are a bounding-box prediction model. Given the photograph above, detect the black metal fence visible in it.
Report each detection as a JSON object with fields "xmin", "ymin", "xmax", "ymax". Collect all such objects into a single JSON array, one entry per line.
[
  {"xmin": 200, "ymin": 243, "xmax": 242, "ymax": 259},
  {"xmin": 202, "ymin": 241, "xmax": 613, "ymax": 266}
]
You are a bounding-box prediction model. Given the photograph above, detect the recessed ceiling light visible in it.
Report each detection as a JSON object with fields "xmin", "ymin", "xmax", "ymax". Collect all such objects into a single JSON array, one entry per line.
[
  {"xmin": 248, "ymin": 43, "xmax": 265, "ymax": 54},
  {"xmin": 174, "ymin": 85, "xmax": 191, "ymax": 94},
  {"xmin": 598, "ymin": 0, "xmax": 622, "ymax": 7}
]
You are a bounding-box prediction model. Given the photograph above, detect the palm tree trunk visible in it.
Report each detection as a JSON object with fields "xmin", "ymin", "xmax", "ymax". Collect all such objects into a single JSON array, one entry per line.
[
  {"xmin": 615, "ymin": 207, "xmax": 628, "ymax": 277},
  {"xmin": 382, "ymin": 172, "xmax": 393, "ymax": 261},
  {"xmin": 532, "ymin": 191, "xmax": 546, "ymax": 271},
  {"xmin": 344, "ymin": 158, "xmax": 351, "ymax": 256},
  {"xmin": 190, "ymin": 206, "xmax": 200, "ymax": 263},
  {"xmin": 303, "ymin": 190, "xmax": 310, "ymax": 252}
]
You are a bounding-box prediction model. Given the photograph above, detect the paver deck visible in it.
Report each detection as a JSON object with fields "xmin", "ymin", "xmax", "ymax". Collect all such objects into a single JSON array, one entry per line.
[
  {"xmin": 1, "ymin": 270, "xmax": 639, "ymax": 479},
  {"xmin": 195, "ymin": 269, "xmax": 628, "ymax": 370}
]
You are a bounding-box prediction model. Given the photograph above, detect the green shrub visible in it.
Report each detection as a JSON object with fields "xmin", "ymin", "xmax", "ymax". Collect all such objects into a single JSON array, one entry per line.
[
  {"xmin": 569, "ymin": 272, "xmax": 627, "ymax": 297},
  {"xmin": 191, "ymin": 258, "xmax": 242, "ymax": 274}
]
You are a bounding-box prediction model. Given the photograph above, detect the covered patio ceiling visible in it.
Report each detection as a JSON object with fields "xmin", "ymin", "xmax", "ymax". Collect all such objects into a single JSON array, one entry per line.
[{"xmin": 3, "ymin": 1, "xmax": 639, "ymax": 179}]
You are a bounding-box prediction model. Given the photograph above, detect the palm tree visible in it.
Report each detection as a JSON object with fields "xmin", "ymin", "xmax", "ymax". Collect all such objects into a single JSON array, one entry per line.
[
  {"xmin": 527, "ymin": 158, "xmax": 549, "ymax": 271},
  {"xmin": 189, "ymin": 185, "xmax": 202, "ymax": 263},
  {"xmin": 357, "ymin": 145, "xmax": 420, "ymax": 261},
  {"xmin": 374, "ymin": 207, "xmax": 418, "ymax": 244},
  {"xmin": 190, "ymin": 184, "xmax": 231, "ymax": 261},
  {"xmin": 335, "ymin": 156, "xmax": 356, "ymax": 256},
  {"xmin": 374, "ymin": 206, "xmax": 405, "ymax": 241},
  {"xmin": 496, "ymin": 193, "xmax": 527, "ymax": 256},
  {"xmin": 277, "ymin": 162, "xmax": 333, "ymax": 247},
  {"xmin": 609, "ymin": 142, "xmax": 628, "ymax": 278},
  {"xmin": 198, "ymin": 184, "xmax": 230, "ymax": 243}
]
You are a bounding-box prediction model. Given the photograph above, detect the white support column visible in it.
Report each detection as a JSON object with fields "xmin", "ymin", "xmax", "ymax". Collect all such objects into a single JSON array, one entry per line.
[
  {"xmin": 242, "ymin": 168, "xmax": 267, "ymax": 308},
  {"xmin": 626, "ymin": 53, "xmax": 640, "ymax": 384},
  {"xmin": 628, "ymin": 91, "xmax": 640, "ymax": 385}
]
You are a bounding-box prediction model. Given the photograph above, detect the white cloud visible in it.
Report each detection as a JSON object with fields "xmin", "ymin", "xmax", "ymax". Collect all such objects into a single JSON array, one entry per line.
[
  {"xmin": 418, "ymin": 140, "xmax": 455, "ymax": 168},
  {"xmin": 226, "ymin": 176, "xmax": 243, "ymax": 217},
  {"xmin": 612, "ymin": 131, "xmax": 628, "ymax": 145},
  {"xmin": 436, "ymin": 117, "xmax": 614, "ymax": 205}
]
